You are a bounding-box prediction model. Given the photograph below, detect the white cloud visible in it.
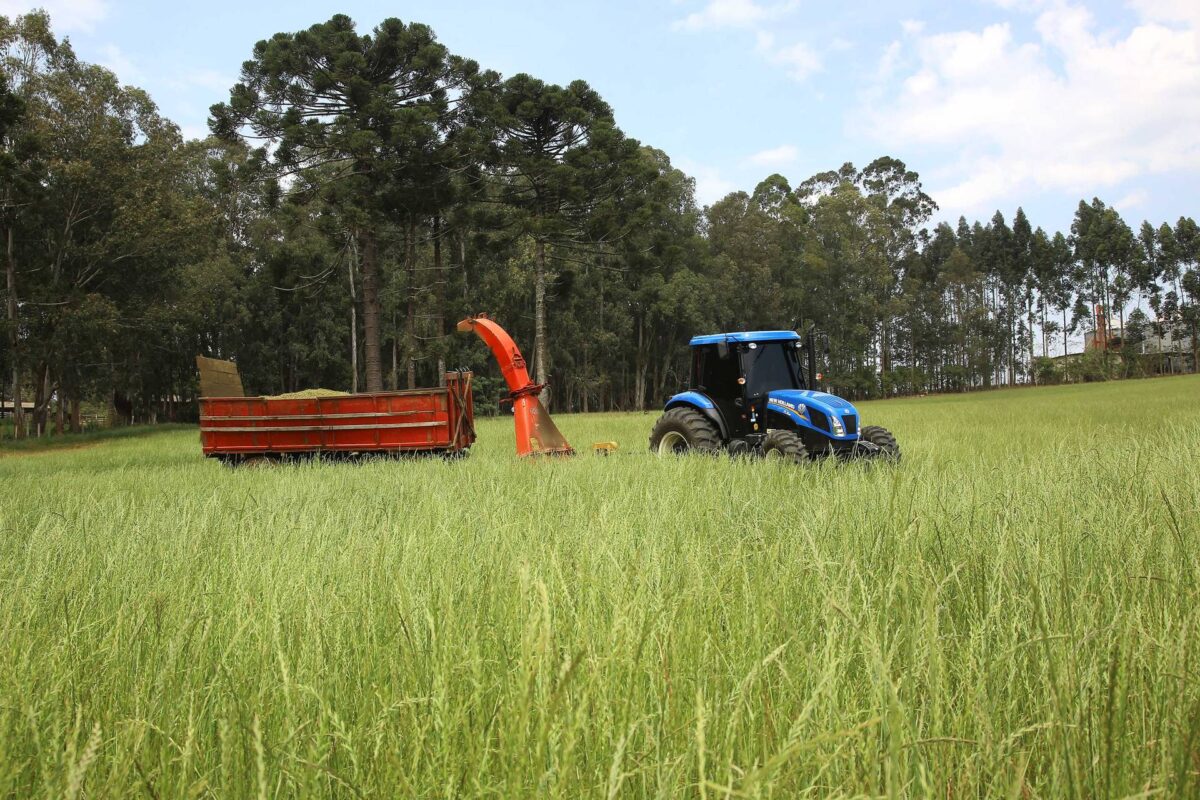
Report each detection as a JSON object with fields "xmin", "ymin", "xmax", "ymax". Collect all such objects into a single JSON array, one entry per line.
[
  {"xmin": 756, "ymin": 31, "xmax": 823, "ymax": 80},
  {"xmin": 769, "ymin": 41, "xmax": 822, "ymax": 79},
  {"xmin": 1128, "ymin": 0, "xmax": 1200, "ymax": 28},
  {"xmin": 676, "ymin": 157, "xmax": 737, "ymax": 206},
  {"xmin": 0, "ymin": 0, "xmax": 108, "ymax": 33},
  {"xmin": 168, "ymin": 69, "xmax": 235, "ymax": 93},
  {"xmin": 97, "ymin": 43, "xmax": 140, "ymax": 83},
  {"xmin": 745, "ymin": 144, "xmax": 799, "ymax": 167},
  {"xmin": 672, "ymin": 0, "xmax": 797, "ymax": 32},
  {"xmin": 1114, "ymin": 188, "xmax": 1149, "ymax": 211},
  {"xmin": 877, "ymin": 40, "xmax": 903, "ymax": 78},
  {"xmin": 866, "ymin": 2, "xmax": 1200, "ymax": 217}
]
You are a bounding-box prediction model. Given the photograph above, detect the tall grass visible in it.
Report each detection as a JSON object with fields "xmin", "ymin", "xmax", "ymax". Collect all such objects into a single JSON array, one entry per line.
[{"xmin": 1, "ymin": 376, "xmax": 1198, "ymax": 797}]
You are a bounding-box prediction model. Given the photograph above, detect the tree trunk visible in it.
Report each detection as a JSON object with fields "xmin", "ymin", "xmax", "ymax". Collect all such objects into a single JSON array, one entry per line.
[
  {"xmin": 582, "ymin": 344, "xmax": 590, "ymax": 414},
  {"xmin": 1192, "ymin": 320, "xmax": 1198, "ymax": 375},
  {"xmin": 405, "ymin": 220, "xmax": 417, "ymax": 390},
  {"xmin": 1062, "ymin": 307, "xmax": 1069, "ymax": 359},
  {"xmin": 1041, "ymin": 299, "xmax": 1048, "ymax": 359},
  {"xmin": 69, "ymin": 395, "xmax": 81, "ymax": 433},
  {"xmin": 1008, "ymin": 298, "xmax": 1016, "ymax": 386},
  {"xmin": 32, "ymin": 362, "xmax": 48, "ymax": 436},
  {"xmin": 432, "ymin": 215, "xmax": 445, "ymax": 386},
  {"xmin": 5, "ymin": 221, "xmax": 22, "ymax": 439},
  {"xmin": 534, "ymin": 237, "xmax": 550, "ymax": 406},
  {"xmin": 359, "ymin": 229, "xmax": 384, "ymax": 392},
  {"xmin": 880, "ymin": 319, "xmax": 891, "ymax": 384},
  {"xmin": 391, "ymin": 330, "xmax": 398, "ymax": 391},
  {"xmin": 460, "ymin": 234, "xmax": 469, "ymax": 302},
  {"xmin": 633, "ymin": 314, "xmax": 647, "ymax": 411},
  {"xmin": 1027, "ymin": 293, "xmax": 1036, "ymax": 384},
  {"xmin": 347, "ymin": 245, "xmax": 359, "ymax": 394}
]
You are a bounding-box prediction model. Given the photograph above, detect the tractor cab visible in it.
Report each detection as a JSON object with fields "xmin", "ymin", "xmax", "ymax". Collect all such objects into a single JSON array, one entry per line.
[
  {"xmin": 687, "ymin": 331, "xmax": 809, "ymax": 440},
  {"xmin": 650, "ymin": 329, "xmax": 900, "ymax": 462}
]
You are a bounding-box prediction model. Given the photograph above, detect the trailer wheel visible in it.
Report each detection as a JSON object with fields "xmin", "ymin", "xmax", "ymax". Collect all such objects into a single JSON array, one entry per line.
[
  {"xmin": 649, "ymin": 407, "xmax": 721, "ymax": 456},
  {"xmin": 860, "ymin": 425, "xmax": 900, "ymax": 461},
  {"xmin": 761, "ymin": 429, "xmax": 808, "ymax": 463}
]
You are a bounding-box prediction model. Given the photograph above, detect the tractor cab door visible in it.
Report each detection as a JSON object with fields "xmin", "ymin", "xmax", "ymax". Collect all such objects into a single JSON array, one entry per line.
[{"xmin": 692, "ymin": 343, "xmax": 748, "ymax": 437}]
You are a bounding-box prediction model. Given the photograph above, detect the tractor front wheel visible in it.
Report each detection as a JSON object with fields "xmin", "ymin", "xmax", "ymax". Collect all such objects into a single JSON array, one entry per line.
[
  {"xmin": 860, "ymin": 425, "xmax": 900, "ymax": 461},
  {"xmin": 761, "ymin": 429, "xmax": 808, "ymax": 463},
  {"xmin": 649, "ymin": 407, "xmax": 722, "ymax": 456}
]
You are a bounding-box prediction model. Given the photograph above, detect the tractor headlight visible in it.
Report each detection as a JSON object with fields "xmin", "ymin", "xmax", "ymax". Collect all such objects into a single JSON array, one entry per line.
[{"xmin": 830, "ymin": 416, "xmax": 845, "ymax": 435}]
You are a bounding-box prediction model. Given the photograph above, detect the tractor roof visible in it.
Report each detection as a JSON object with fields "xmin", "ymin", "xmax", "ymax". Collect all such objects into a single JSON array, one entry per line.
[{"xmin": 689, "ymin": 331, "xmax": 801, "ymax": 346}]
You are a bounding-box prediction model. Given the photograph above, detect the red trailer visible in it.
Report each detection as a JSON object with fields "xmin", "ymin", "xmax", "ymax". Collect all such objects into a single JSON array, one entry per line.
[{"xmin": 197, "ymin": 364, "xmax": 475, "ymax": 463}]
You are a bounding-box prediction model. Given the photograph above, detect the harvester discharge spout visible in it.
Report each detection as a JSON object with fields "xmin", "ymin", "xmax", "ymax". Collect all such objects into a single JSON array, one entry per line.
[{"xmin": 457, "ymin": 314, "xmax": 575, "ymax": 458}]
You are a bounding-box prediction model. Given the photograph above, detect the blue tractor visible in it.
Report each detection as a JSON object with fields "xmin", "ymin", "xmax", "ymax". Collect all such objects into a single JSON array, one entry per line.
[{"xmin": 649, "ymin": 330, "xmax": 899, "ymax": 462}]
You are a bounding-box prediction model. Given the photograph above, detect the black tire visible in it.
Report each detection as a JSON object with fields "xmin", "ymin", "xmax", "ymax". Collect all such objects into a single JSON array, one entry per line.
[
  {"xmin": 649, "ymin": 407, "xmax": 722, "ymax": 456},
  {"xmin": 761, "ymin": 429, "xmax": 808, "ymax": 463},
  {"xmin": 860, "ymin": 425, "xmax": 900, "ymax": 461}
]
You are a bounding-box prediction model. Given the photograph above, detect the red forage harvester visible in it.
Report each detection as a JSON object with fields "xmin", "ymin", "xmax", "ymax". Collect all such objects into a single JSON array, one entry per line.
[{"xmin": 457, "ymin": 314, "xmax": 574, "ymax": 458}]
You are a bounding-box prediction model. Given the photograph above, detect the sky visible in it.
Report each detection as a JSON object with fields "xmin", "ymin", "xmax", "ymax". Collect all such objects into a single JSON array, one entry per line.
[{"xmin": 1, "ymin": 0, "xmax": 1197, "ymax": 234}]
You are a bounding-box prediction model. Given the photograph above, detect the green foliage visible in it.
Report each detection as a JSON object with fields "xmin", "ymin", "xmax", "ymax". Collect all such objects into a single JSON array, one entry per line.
[
  {"xmin": 2, "ymin": 378, "xmax": 1199, "ymax": 796},
  {"xmin": 1032, "ymin": 356, "xmax": 1063, "ymax": 385},
  {"xmin": 1063, "ymin": 349, "xmax": 1116, "ymax": 382}
]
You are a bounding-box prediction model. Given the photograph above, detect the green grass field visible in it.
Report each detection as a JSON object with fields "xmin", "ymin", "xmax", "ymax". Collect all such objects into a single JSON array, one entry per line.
[{"xmin": 2, "ymin": 377, "xmax": 1198, "ymax": 798}]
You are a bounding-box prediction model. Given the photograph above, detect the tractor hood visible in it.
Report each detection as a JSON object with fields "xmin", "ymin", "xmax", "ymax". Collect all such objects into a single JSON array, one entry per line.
[{"xmin": 766, "ymin": 390, "xmax": 860, "ymax": 439}]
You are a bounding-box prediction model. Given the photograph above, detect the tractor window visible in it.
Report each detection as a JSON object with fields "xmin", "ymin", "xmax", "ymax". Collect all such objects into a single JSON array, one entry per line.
[
  {"xmin": 695, "ymin": 345, "xmax": 741, "ymax": 397},
  {"xmin": 742, "ymin": 342, "xmax": 803, "ymax": 396}
]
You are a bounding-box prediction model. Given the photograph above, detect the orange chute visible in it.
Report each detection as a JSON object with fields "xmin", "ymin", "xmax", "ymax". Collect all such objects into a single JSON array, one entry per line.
[{"xmin": 457, "ymin": 314, "xmax": 575, "ymax": 458}]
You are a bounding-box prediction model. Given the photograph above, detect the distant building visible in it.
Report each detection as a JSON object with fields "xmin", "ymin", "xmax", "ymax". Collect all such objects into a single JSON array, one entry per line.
[{"xmin": 1082, "ymin": 318, "xmax": 1195, "ymax": 373}]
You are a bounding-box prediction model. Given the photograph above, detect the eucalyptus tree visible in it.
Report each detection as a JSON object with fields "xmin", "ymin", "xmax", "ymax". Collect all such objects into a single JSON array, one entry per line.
[
  {"xmin": 1, "ymin": 11, "xmax": 198, "ymax": 430},
  {"xmin": 1070, "ymin": 199, "xmax": 1140, "ymax": 356},
  {"xmin": 1175, "ymin": 217, "xmax": 1200, "ymax": 371},
  {"xmin": 0, "ymin": 71, "xmax": 26, "ymax": 434},
  {"xmin": 29, "ymin": 63, "xmax": 188, "ymax": 427},
  {"xmin": 858, "ymin": 157, "xmax": 936, "ymax": 382},
  {"xmin": 1, "ymin": 10, "xmax": 63, "ymax": 435}
]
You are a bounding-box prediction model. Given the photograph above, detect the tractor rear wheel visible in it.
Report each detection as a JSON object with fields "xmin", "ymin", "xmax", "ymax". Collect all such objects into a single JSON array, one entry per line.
[
  {"xmin": 761, "ymin": 429, "xmax": 808, "ymax": 463},
  {"xmin": 649, "ymin": 407, "xmax": 722, "ymax": 456},
  {"xmin": 860, "ymin": 425, "xmax": 900, "ymax": 461}
]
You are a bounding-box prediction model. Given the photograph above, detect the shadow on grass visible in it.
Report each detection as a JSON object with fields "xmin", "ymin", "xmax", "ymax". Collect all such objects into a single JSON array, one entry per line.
[{"xmin": 0, "ymin": 423, "xmax": 196, "ymax": 455}]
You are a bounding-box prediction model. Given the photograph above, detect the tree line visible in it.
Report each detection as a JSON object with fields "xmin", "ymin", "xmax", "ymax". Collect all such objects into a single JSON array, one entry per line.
[{"xmin": 2, "ymin": 11, "xmax": 1197, "ymax": 436}]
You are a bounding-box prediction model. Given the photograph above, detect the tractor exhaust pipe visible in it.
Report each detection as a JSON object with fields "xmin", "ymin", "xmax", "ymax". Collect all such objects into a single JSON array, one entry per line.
[{"xmin": 457, "ymin": 314, "xmax": 575, "ymax": 458}]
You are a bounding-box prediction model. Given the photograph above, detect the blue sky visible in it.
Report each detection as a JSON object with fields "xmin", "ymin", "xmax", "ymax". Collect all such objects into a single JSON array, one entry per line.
[{"xmin": 2, "ymin": 0, "xmax": 1197, "ymax": 234}]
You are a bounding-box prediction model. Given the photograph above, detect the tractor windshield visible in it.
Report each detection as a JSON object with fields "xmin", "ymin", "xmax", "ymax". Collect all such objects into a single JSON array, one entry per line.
[{"xmin": 742, "ymin": 341, "xmax": 804, "ymax": 396}]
